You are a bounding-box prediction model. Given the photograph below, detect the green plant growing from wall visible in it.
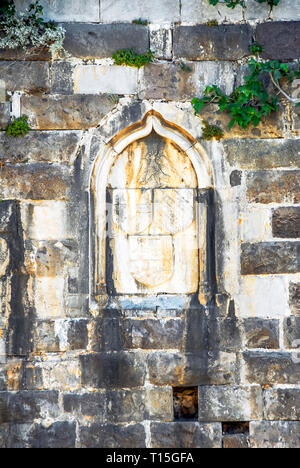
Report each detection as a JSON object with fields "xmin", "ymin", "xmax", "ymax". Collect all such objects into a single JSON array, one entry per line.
[
  {"xmin": 201, "ymin": 120, "xmax": 224, "ymax": 140},
  {"xmin": 132, "ymin": 19, "xmax": 149, "ymax": 25},
  {"xmin": 250, "ymin": 42, "xmax": 264, "ymax": 56},
  {"xmin": 0, "ymin": 0, "xmax": 67, "ymax": 55},
  {"xmin": 208, "ymin": 0, "xmax": 280, "ymax": 8},
  {"xmin": 192, "ymin": 59, "xmax": 300, "ymax": 130},
  {"xmin": 5, "ymin": 115, "xmax": 30, "ymax": 137},
  {"xmin": 112, "ymin": 48, "xmax": 154, "ymax": 68}
]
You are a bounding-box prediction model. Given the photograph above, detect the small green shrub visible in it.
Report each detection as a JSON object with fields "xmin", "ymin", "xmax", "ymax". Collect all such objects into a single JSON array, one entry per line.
[
  {"xmin": 201, "ymin": 121, "xmax": 224, "ymax": 140},
  {"xmin": 250, "ymin": 42, "xmax": 264, "ymax": 56},
  {"xmin": 5, "ymin": 115, "xmax": 30, "ymax": 137},
  {"xmin": 112, "ymin": 48, "xmax": 154, "ymax": 68},
  {"xmin": 206, "ymin": 19, "xmax": 219, "ymax": 26},
  {"xmin": 208, "ymin": 0, "xmax": 280, "ymax": 8},
  {"xmin": 132, "ymin": 19, "xmax": 149, "ymax": 25},
  {"xmin": 180, "ymin": 62, "xmax": 192, "ymax": 72}
]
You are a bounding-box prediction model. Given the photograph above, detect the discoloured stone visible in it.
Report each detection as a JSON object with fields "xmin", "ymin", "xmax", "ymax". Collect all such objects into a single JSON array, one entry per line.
[
  {"xmin": 181, "ymin": 0, "xmax": 243, "ymax": 23},
  {"xmin": 150, "ymin": 27, "xmax": 172, "ymax": 60},
  {"xmin": 272, "ymin": 207, "xmax": 300, "ymax": 238},
  {"xmin": 0, "ymin": 103, "xmax": 10, "ymax": 129},
  {"xmin": 223, "ymin": 435, "xmax": 250, "ymax": 449},
  {"xmin": 242, "ymin": 318, "xmax": 280, "ymax": 349},
  {"xmin": 15, "ymin": 0, "xmax": 100, "ymax": 22},
  {"xmin": 79, "ymin": 423, "xmax": 146, "ymax": 448},
  {"xmin": 264, "ymin": 388, "xmax": 300, "ymax": 421},
  {"xmin": 223, "ymin": 139, "xmax": 300, "ymax": 169},
  {"xmin": 241, "ymin": 242, "xmax": 300, "ymax": 275},
  {"xmin": 50, "ymin": 61, "xmax": 74, "ymax": 95},
  {"xmin": 283, "ymin": 316, "xmax": 300, "ymax": 349},
  {"xmin": 0, "ymin": 390, "xmax": 59, "ymax": 423},
  {"xmin": 289, "ymin": 283, "xmax": 300, "ymax": 315},
  {"xmin": 21, "ymin": 203, "xmax": 70, "ymax": 240},
  {"xmin": 0, "ymin": 164, "xmax": 70, "ymax": 200},
  {"xmin": 173, "ymin": 25, "xmax": 252, "ymax": 61},
  {"xmin": 0, "ymin": 238, "xmax": 9, "ymax": 278},
  {"xmin": 74, "ymin": 65, "xmax": 138, "ymax": 95},
  {"xmin": 250, "ymin": 421, "xmax": 300, "ymax": 448},
  {"xmin": 21, "ymin": 95, "xmax": 116, "ymax": 130},
  {"xmin": 0, "ymin": 131, "xmax": 81, "ymax": 164},
  {"xmin": 198, "ymin": 385, "xmax": 263, "ymax": 422},
  {"xmin": 0, "ymin": 61, "xmax": 49, "ymax": 93},
  {"xmin": 101, "ymin": 0, "xmax": 180, "ymax": 23},
  {"xmin": 63, "ymin": 23, "xmax": 149, "ymax": 59},
  {"xmin": 63, "ymin": 392, "xmax": 106, "ymax": 419},
  {"xmin": 150, "ymin": 422, "xmax": 222, "ymax": 448},
  {"xmin": 122, "ymin": 318, "xmax": 185, "ymax": 349},
  {"xmin": 256, "ymin": 22, "xmax": 300, "ymax": 60},
  {"xmin": 0, "ymin": 47, "xmax": 51, "ymax": 61},
  {"xmin": 243, "ymin": 351, "xmax": 300, "ymax": 385}
]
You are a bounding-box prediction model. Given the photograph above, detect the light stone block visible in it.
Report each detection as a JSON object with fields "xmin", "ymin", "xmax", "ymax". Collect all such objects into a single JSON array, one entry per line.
[
  {"xmin": 244, "ymin": 0, "xmax": 270, "ymax": 20},
  {"xmin": 0, "ymin": 80, "xmax": 5, "ymax": 103},
  {"xmin": 239, "ymin": 207, "xmax": 272, "ymax": 242},
  {"xmin": 14, "ymin": 0, "xmax": 100, "ymax": 22},
  {"xmin": 74, "ymin": 65, "xmax": 138, "ymax": 95},
  {"xmin": 101, "ymin": 0, "xmax": 180, "ymax": 23},
  {"xmin": 237, "ymin": 276, "xmax": 289, "ymax": 318},
  {"xmin": 193, "ymin": 62, "xmax": 235, "ymax": 96},
  {"xmin": 21, "ymin": 202, "xmax": 69, "ymax": 241},
  {"xmin": 0, "ymin": 238, "xmax": 9, "ymax": 278},
  {"xmin": 0, "ymin": 330, "xmax": 6, "ymax": 364},
  {"xmin": 35, "ymin": 277, "xmax": 65, "ymax": 319},
  {"xmin": 272, "ymin": 0, "xmax": 300, "ymax": 21},
  {"xmin": 181, "ymin": 0, "xmax": 243, "ymax": 23},
  {"xmin": 150, "ymin": 26, "xmax": 173, "ymax": 60}
]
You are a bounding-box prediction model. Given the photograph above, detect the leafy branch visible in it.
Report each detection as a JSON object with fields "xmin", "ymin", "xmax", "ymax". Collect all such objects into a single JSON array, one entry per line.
[{"xmin": 192, "ymin": 59, "xmax": 300, "ymax": 130}]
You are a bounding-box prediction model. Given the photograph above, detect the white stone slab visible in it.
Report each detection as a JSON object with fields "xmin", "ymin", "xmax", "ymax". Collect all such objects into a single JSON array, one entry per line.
[
  {"xmin": 272, "ymin": 0, "xmax": 300, "ymax": 21},
  {"xmin": 181, "ymin": 0, "xmax": 243, "ymax": 23},
  {"xmin": 35, "ymin": 277, "xmax": 65, "ymax": 319},
  {"xmin": 101, "ymin": 0, "xmax": 180, "ymax": 23},
  {"xmin": 21, "ymin": 201, "xmax": 69, "ymax": 241},
  {"xmin": 14, "ymin": 0, "xmax": 100, "ymax": 22},
  {"xmin": 74, "ymin": 65, "xmax": 138, "ymax": 95}
]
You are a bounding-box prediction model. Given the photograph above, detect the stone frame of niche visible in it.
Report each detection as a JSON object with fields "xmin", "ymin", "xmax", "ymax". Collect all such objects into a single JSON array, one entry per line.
[{"xmin": 90, "ymin": 110, "xmax": 216, "ymax": 306}]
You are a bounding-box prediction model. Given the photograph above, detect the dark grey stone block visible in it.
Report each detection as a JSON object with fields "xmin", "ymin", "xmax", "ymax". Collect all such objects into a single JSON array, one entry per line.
[
  {"xmin": 272, "ymin": 207, "xmax": 300, "ymax": 238},
  {"xmin": 0, "ymin": 391, "xmax": 59, "ymax": 424},
  {"xmin": 250, "ymin": 421, "xmax": 300, "ymax": 448},
  {"xmin": 150, "ymin": 422, "xmax": 222, "ymax": 448},
  {"xmin": 264, "ymin": 388, "xmax": 300, "ymax": 420},
  {"xmin": 256, "ymin": 22, "xmax": 300, "ymax": 60},
  {"xmin": 246, "ymin": 170, "xmax": 300, "ymax": 204},
  {"xmin": 241, "ymin": 242, "xmax": 300, "ymax": 275},
  {"xmin": 243, "ymin": 351, "xmax": 300, "ymax": 385},
  {"xmin": 242, "ymin": 318, "xmax": 280, "ymax": 349},
  {"xmin": 79, "ymin": 423, "xmax": 146, "ymax": 448},
  {"xmin": 283, "ymin": 316, "xmax": 300, "ymax": 349}
]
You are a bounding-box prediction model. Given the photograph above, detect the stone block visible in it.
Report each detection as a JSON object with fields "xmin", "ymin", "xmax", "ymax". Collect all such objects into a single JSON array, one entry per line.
[
  {"xmin": 35, "ymin": 359, "xmax": 81, "ymax": 391},
  {"xmin": 244, "ymin": 0, "xmax": 270, "ymax": 20},
  {"xmin": 90, "ymin": 317, "xmax": 123, "ymax": 352},
  {"xmin": 250, "ymin": 421, "xmax": 300, "ymax": 448},
  {"xmin": 0, "ymin": 164, "xmax": 70, "ymax": 200},
  {"xmin": 74, "ymin": 65, "xmax": 138, "ymax": 95},
  {"xmin": 181, "ymin": 0, "xmax": 243, "ymax": 23},
  {"xmin": 33, "ymin": 320, "xmax": 60, "ymax": 353},
  {"xmin": 15, "ymin": 0, "xmax": 100, "ymax": 22},
  {"xmin": 28, "ymin": 421, "xmax": 77, "ymax": 448},
  {"xmin": 223, "ymin": 434, "xmax": 250, "ymax": 449},
  {"xmin": 264, "ymin": 387, "xmax": 300, "ymax": 421},
  {"xmin": 21, "ymin": 94, "xmax": 116, "ymax": 130},
  {"xmin": 241, "ymin": 242, "xmax": 300, "ymax": 275},
  {"xmin": 0, "ymin": 47, "xmax": 51, "ymax": 61},
  {"xmin": 50, "ymin": 61, "xmax": 74, "ymax": 95},
  {"xmin": 0, "ymin": 238, "xmax": 9, "ymax": 278},
  {"xmin": 80, "ymin": 352, "xmax": 146, "ymax": 388},
  {"xmin": 121, "ymin": 318, "xmax": 185, "ymax": 349},
  {"xmin": 0, "ymin": 390, "xmax": 59, "ymax": 424},
  {"xmin": 256, "ymin": 22, "xmax": 300, "ymax": 60},
  {"xmin": 79, "ymin": 423, "xmax": 146, "ymax": 448},
  {"xmin": 35, "ymin": 277, "xmax": 65, "ymax": 319},
  {"xmin": 63, "ymin": 23, "xmax": 149, "ymax": 59},
  {"xmin": 150, "ymin": 26, "xmax": 172, "ymax": 60},
  {"xmin": 198, "ymin": 385, "xmax": 263, "ymax": 422},
  {"xmin": 289, "ymin": 282, "xmax": 300, "ymax": 315},
  {"xmin": 272, "ymin": 207, "xmax": 300, "ymax": 238},
  {"xmin": 100, "ymin": 0, "xmax": 180, "ymax": 23},
  {"xmin": 0, "ymin": 61, "xmax": 49, "ymax": 93},
  {"xmin": 239, "ymin": 207, "xmax": 272, "ymax": 243},
  {"xmin": 283, "ymin": 316, "xmax": 300, "ymax": 349},
  {"xmin": 21, "ymin": 203, "xmax": 70, "ymax": 240},
  {"xmin": 139, "ymin": 61, "xmax": 234, "ymax": 100},
  {"xmin": 0, "ymin": 131, "xmax": 81, "ymax": 164},
  {"xmin": 242, "ymin": 318, "xmax": 280, "ymax": 349},
  {"xmin": 150, "ymin": 422, "xmax": 222, "ymax": 449},
  {"xmin": 147, "ymin": 351, "xmax": 238, "ymax": 386},
  {"xmin": 106, "ymin": 389, "xmax": 147, "ymax": 423},
  {"xmin": 145, "ymin": 387, "xmax": 174, "ymax": 421},
  {"xmin": 0, "ymin": 103, "xmax": 10, "ymax": 129},
  {"xmin": 223, "ymin": 139, "xmax": 300, "ymax": 169},
  {"xmin": 173, "ymin": 25, "xmax": 252, "ymax": 60},
  {"xmin": 63, "ymin": 392, "xmax": 106, "ymax": 419},
  {"xmin": 243, "ymin": 351, "xmax": 300, "ymax": 385},
  {"xmin": 272, "ymin": 0, "xmax": 300, "ymax": 21}
]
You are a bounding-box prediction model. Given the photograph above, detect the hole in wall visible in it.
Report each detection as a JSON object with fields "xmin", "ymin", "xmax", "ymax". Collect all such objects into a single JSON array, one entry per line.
[
  {"xmin": 173, "ymin": 386, "xmax": 198, "ymax": 421},
  {"xmin": 222, "ymin": 422, "xmax": 250, "ymax": 435}
]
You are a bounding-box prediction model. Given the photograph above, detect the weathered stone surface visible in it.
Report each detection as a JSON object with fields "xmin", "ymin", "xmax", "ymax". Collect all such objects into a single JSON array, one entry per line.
[
  {"xmin": 139, "ymin": 61, "xmax": 234, "ymax": 100},
  {"xmin": 241, "ymin": 242, "xmax": 300, "ymax": 275},
  {"xmin": 79, "ymin": 423, "xmax": 146, "ymax": 448},
  {"xmin": 101, "ymin": 0, "xmax": 180, "ymax": 23},
  {"xmin": 272, "ymin": 0, "xmax": 300, "ymax": 21},
  {"xmin": 21, "ymin": 203, "xmax": 70, "ymax": 240},
  {"xmin": 250, "ymin": 421, "xmax": 300, "ymax": 448},
  {"xmin": 243, "ymin": 351, "xmax": 300, "ymax": 385},
  {"xmin": 242, "ymin": 318, "xmax": 280, "ymax": 349},
  {"xmin": 80, "ymin": 352, "xmax": 146, "ymax": 388},
  {"xmin": 0, "ymin": 47, "xmax": 51, "ymax": 61},
  {"xmin": 21, "ymin": 95, "xmax": 116, "ymax": 130},
  {"xmin": 63, "ymin": 392, "xmax": 106, "ymax": 419},
  {"xmin": 244, "ymin": 0, "xmax": 270, "ymax": 20},
  {"xmin": 122, "ymin": 318, "xmax": 185, "ymax": 349},
  {"xmin": 230, "ymin": 170, "xmax": 242, "ymax": 187},
  {"xmin": 264, "ymin": 388, "xmax": 300, "ymax": 421},
  {"xmin": 283, "ymin": 316, "xmax": 300, "ymax": 349},
  {"xmin": 35, "ymin": 318, "xmax": 88, "ymax": 352},
  {"xmin": 199, "ymin": 104, "xmax": 284, "ymax": 139},
  {"xmin": 74, "ymin": 65, "xmax": 138, "ymax": 95},
  {"xmin": 150, "ymin": 422, "xmax": 222, "ymax": 448},
  {"xmin": 223, "ymin": 434, "xmax": 250, "ymax": 449},
  {"xmin": 28, "ymin": 421, "xmax": 77, "ymax": 448},
  {"xmin": 150, "ymin": 26, "xmax": 172, "ymax": 60},
  {"xmin": 148, "ymin": 351, "xmax": 238, "ymax": 386},
  {"xmin": 0, "ymin": 238, "xmax": 9, "ymax": 278},
  {"xmin": 91, "ymin": 316, "xmax": 123, "ymax": 352},
  {"xmin": 0, "ymin": 131, "xmax": 81, "ymax": 164},
  {"xmin": 35, "ymin": 277, "xmax": 65, "ymax": 319},
  {"xmin": 50, "ymin": 61, "xmax": 74, "ymax": 95},
  {"xmin": 256, "ymin": 22, "xmax": 300, "ymax": 60},
  {"xmin": 33, "ymin": 320, "xmax": 60, "ymax": 353},
  {"xmin": 0, "ymin": 103, "xmax": 10, "ymax": 128},
  {"xmin": 272, "ymin": 207, "xmax": 300, "ymax": 238},
  {"xmin": 291, "ymin": 102, "xmax": 300, "ymax": 136},
  {"xmin": 0, "ymin": 164, "xmax": 70, "ymax": 200},
  {"xmin": 198, "ymin": 385, "xmax": 263, "ymax": 422},
  {"xmin": 0, "ymin": 61, "xmax": 49, "ymax": 93},
  {"xmin": 223, "ymin": 139, "xmax": 300, "ymax": 169},
  {"xmin": 63, "ymin": 23, "xmax": 149, "ymax": 59},
  {"xmin": 0, "ymin": 390, "xmax": 59, "ymax": 423},
  {"xmin": 145, "ymin": 387, "xmax": 174, "ymax": 421},
  {"xmin": 247, "ymin": 171, "xmax": 300, "ymax": 204},
  {"xmin": 290, "ymin": 282, "xmax": 300, "ymax": 315},
  {"xmin": 173, "ymin": 25, "xmax": 252, "ymax": 60},
  {"xmin": 15, "ymin": 0, "xmax": 100, "ymax": 22},
  {"xmin": 181, "ymin": 0, "xmax": 243, "ymax": 23}
]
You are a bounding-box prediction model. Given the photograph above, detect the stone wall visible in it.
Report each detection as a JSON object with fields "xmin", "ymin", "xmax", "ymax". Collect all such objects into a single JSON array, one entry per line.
[{"xmin": 0, "ymin": 0, "xmax": 299, "ymax": 448}]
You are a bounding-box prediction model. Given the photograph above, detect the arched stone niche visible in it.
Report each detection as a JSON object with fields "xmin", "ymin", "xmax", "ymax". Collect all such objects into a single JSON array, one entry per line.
[{"xmin": 91, "ymin": 111, "xmax": 215, "ymax": 307}]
